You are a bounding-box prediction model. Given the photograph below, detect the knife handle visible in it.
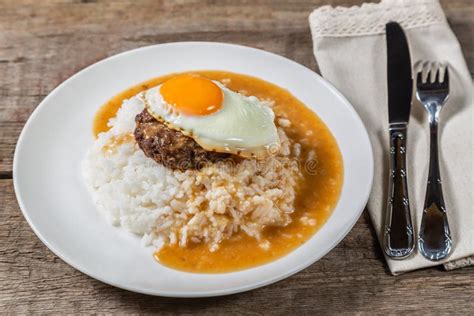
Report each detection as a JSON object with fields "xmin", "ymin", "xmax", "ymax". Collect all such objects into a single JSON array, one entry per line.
[{"xmin": 383, "ymin": 123, "xmax": 415, "ymax": 259}]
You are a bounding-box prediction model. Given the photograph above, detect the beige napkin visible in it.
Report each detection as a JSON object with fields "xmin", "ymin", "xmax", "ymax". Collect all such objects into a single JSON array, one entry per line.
[{"xmin": 309, "ymin": 0, "xmax": 473, "ymax": 274}]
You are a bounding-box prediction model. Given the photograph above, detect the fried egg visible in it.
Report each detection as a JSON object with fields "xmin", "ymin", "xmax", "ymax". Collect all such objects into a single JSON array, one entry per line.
[{"xmin": 141, "ymin": 74, "xmax": 280, "ymax": 158}]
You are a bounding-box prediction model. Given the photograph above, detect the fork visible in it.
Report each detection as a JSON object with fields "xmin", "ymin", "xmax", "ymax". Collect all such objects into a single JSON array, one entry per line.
[{"xmin": 416, "ymin": 62, "xmax": 453, "ymax": 261}]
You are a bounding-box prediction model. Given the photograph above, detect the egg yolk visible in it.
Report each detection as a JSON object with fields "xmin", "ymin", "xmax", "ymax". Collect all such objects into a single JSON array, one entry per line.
[{"xmin": 160, "ymin": 74, "xmax": 223, "ymax": 116}]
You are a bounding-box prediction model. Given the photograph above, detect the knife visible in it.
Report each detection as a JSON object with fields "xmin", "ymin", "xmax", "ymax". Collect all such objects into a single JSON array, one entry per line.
[{"xmin": 382, "ymin": 22, "xmax": 415, "ymax": 259}]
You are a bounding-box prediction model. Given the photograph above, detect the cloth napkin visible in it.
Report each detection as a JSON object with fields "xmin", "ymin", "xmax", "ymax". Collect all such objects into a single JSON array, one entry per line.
[{"xmin": 309, "ymin": 0, "xmax": 473, "ymax": 274}]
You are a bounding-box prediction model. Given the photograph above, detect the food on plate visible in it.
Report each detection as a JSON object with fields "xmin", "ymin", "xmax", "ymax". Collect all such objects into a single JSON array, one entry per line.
[
  {"xmin": 83, "ymin": 71, "xmax": 343, "ymax": 273},
  {"xmin": 134, "ymin": 109, "xmax": 232, "ymax": 171},
  {"xmin": 143, "ymin": 74, "xmax": 280, "ymax": 160}
]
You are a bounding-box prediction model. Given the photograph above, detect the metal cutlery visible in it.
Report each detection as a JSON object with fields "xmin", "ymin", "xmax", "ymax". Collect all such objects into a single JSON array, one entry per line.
[
  {"xmin": 382, "ymin": 22, "xmax": 416, "ymax": 259},
  {"xmin": 416, "ymin": 62, "xmax": 453, "ymax": 261}
]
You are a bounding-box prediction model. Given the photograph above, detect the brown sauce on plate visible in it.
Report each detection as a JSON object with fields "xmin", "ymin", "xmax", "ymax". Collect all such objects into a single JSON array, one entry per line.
[{"xmin": 93, "ymin": 71, "xmax": 343, "ymax": 273}]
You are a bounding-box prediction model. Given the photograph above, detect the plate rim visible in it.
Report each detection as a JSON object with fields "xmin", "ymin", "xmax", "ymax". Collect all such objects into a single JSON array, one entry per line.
[{"xmin": 13, "ymin": 41, "xmax": 374, "ymax": 297}]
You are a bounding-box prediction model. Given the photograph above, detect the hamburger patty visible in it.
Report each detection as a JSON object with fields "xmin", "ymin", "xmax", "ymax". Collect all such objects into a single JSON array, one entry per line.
[{"xmin": 134, "ymin": 109, "xmax": 232, "ymax": 170}]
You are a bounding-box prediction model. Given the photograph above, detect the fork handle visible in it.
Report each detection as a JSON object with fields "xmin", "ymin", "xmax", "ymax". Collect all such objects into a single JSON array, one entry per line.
[
  {"xmin": 383, "ymin": 123, "xmax": 415, "ymax": 259},
  {"xmin": 418, "ymin": 119, "xmax": 452, "ymax": 261}
]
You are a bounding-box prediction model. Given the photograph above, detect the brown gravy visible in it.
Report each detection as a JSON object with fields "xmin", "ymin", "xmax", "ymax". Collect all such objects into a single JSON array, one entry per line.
[{"xmin": 93, "ymin": 71, "xmax": 343, "ymax": 273}]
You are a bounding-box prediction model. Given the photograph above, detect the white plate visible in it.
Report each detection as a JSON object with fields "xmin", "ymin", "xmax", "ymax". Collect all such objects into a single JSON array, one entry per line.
[{"xmin": 14, "ymin": 42, "xmax": 373, "ymax": 297}]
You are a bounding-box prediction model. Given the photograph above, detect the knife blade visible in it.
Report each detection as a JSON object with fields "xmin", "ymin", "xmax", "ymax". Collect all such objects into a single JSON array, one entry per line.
[
  {"xmin": 382, "ymin": 21, "xmax": 415, "ymax": 259},
  {"xmin": 386, "ymin": 22, "xmax": 413, "ymax": 123}
]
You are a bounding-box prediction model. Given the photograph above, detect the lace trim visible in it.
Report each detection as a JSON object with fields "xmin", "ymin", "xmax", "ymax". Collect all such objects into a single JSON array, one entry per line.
[
  {"xmin": 444, "ymin": 256, "xmax": 474, "ymax": 271},
  {"xmin": 309, "ymin": 0, "xmax": 446, "ymax": 37}
]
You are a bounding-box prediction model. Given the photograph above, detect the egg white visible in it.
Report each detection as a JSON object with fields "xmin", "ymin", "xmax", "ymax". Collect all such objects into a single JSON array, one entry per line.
[{"xmin": 141, "ymin": 81, "xmax": 280, "ymax": 158}]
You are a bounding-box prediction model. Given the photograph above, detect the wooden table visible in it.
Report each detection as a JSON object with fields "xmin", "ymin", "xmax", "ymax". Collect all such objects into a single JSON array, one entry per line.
[{"xmin": 1, "ymin": 0, "xmax": 472, "ymax": 313}]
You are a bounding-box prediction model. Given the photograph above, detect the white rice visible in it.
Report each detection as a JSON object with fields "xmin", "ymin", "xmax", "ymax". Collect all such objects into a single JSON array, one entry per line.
[{"xmin": 82, "ymin": 94, "xmax": 301, "ymax": 251}]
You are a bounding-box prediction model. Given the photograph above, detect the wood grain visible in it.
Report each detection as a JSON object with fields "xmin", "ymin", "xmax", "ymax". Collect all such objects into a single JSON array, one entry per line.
[{"xmin": 1, "ymin": 0, "xmax": 473, "ymax": 313}]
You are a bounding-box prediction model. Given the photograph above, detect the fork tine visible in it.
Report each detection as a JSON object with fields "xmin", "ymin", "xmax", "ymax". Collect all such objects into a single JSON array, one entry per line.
[
  {"xmin": 416, "ymin": 69, "xmax": 424, "ymax": 87},
  {"xmin": 438, "ymin": 63, "xmax": 446, "ymax": 82},
  {"xmin": 442, "ymin": 67, "xmax": 449, "ymax": 88},
  {"xmin": 430, "ymin": 65, "xmax": 439, "ymax": 84},
  {"xmin": 434, "ymin": 68, "xmax": 441, "ymax": 84},
  {"xmin": 422, "ymin": 61, "xmax": 431, "ymax": 83}
]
